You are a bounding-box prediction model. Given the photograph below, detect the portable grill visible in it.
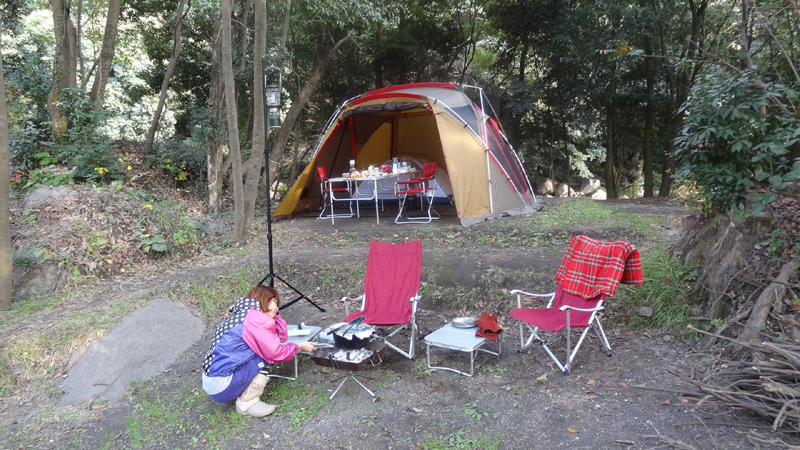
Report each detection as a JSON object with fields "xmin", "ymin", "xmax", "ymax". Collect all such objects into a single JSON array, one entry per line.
[{"xmin": 310, "ymin": 340, "xmax": 388, "ymax": 400}]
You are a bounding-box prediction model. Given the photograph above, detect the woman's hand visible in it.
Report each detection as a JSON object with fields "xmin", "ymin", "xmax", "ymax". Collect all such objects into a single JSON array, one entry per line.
[{"xmin": 298, "ymin": 341, "xmax": 318, "ymax": 352}]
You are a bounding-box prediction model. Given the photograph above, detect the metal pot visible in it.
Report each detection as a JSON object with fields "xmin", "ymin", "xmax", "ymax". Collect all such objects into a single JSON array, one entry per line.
[{"xmin": 333, "ymin": 331, "xmax": 372, "ymax": 349}]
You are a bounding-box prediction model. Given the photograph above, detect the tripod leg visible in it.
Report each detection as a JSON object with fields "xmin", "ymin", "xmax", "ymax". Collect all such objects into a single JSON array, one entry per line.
[{"xmin": 273, "ymin": 274, "xmax": 326, "ymax": 312}]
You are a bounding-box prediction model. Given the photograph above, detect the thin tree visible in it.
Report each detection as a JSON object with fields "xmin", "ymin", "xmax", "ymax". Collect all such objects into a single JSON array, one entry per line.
[
  {"xmin": 0, "ymin": 27, "xmax": 12, "ymax": 311},
  {"xmin": 89, "ymin": 0, "xmax": 122, "ymax": 107},
  {"xmin": 221, "ymin": 0, "xmax": 245, "ymax": 241},
  {"xmin": 48, "ymin": 0, "xmax": 78, "ymax": 143},
  {"xmin": 657, "ymin": 0, "xmax": 708, "ymax": 197},
  {"xmin": 145, "ymin": 0, "xmax": 190, "ymax": 151},
  {"xmin": 207, "ymin": 12, "xmax": 225, "ymax": 214},
  {"xmin": 241, "ymin": 0, "xmax": 268, "ymax": 234}
]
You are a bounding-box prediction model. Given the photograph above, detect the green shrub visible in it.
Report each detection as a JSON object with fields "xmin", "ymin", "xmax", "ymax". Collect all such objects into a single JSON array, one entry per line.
[{"xmin": 674, "ymin": 70, "xmax": 800, "ymax": 214}]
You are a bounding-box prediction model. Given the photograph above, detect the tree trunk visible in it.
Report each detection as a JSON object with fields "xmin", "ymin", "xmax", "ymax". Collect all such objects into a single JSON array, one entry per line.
[
  {"xmin": 605, "ymin": 104, "xmax": 618, "ymax": 199},
  {"xmin": 241, "ymin": 0, "xmax": 267, "ymax": 233},
  {"xmin": 89, "ymin": 0, "xmax": 121, "ymax": 107},
  {"xmin": 207, "ymin": 12, "xmax": 225, "ymax": 214},
  {"xmin": 642, "ymin": 34, "xmax": 655, "ymax": 197},
  {"xmin": 145, "ymin": 0, "xmax": 189, "ymax": 151},
  {"xmin": 221, "ymin": 0, "xmax": 246, "ymax": 241},
  {"xmin": 77, "ymin": 0, "xmax": 85, "ymax": 86},
  {"xmin": 48, "ymin": 0, "xmax": 78, "ymax": 143},
  {"xmin": 280, "ymin": 0, "xmax": 292, "ymax": 53},
  {"xmin": 0, "ymin": 37, "xmax": 12, "ymax": 311},
  {"xmin": 659, "ymin": 0, "xmax": 708, "ymax": 197}
]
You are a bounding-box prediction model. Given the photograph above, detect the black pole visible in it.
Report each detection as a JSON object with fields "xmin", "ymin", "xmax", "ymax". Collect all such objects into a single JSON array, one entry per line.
[{"xmin": 258, "ymin": 57, "xmax": 325, "ymax": 312}]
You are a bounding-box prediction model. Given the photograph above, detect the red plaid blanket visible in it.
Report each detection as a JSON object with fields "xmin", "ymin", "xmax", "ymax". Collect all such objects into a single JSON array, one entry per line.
[{"xmin": 554, "ymin": 235, "xmax": 642, "ymax": 298}]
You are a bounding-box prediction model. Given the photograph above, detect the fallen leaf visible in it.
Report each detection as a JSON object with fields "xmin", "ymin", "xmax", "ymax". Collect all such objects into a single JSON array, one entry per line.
[
  {"xmin": 624, "ymin": 393, "xmax": 636, "ymax": 397},
  {"xmin": 536, "ymin": 373, "xmax": 548, "ymax": 381},
  {"xmin": 659, "ymin": 399, "xmax": 671, "ymax": 406},
  {"xmin": 587, "ymin": 395, "xmax": 598, "ymax": 400},
  {"xmin": 412, "ymin": 407, "xmax": 424, "ymax": 413},
  {"xmin": 618, "ymin": 382, "xmax": 629, "ymax": 388},
  {"xmin": 604, "ymin": 380, "xmax": 612, "ymax": 386},
  {"xmin": 91, "ymin": 405, "xmax": 105, "ymax": 410},
  {"xmin": 263, "ymin": 433, "xmax": 270, "ymax": 439},
  {"xmin": 428, "ymin": 386, "xmax": 442, "ymax": 391},
  {"xmin": 587, "ymin": 379, "xmax": 596, "ymax": 386},
  {"xmin": 567, "ymin": 427, "xmax": 579, "ymax": 433},
  {"xmin": 614, "ymin": 440, "xmax": 635, "ymax": 445},
  {"xmin": 321, "ymin": 367, "xmax": 331, "ymax": 374}
]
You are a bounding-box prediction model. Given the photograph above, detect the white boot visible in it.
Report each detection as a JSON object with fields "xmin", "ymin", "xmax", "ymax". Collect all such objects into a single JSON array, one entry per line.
[{"xmin": 235, "ymin": 374, "xmax": 276, "ymax": 418}]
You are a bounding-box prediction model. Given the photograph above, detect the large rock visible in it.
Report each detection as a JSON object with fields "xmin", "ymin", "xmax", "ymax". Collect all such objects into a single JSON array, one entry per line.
[
  {"xmin": 59, "ymin": 300, "xmax": 204, "ymax": 406},
  {"xmin": 554, "ymin": 183, "xmax": 570, "ymax": 197},
  {"xmin": 579, "ymin": 178, "xmax": 601, "ymax": 194},
  {"xmin": 533, "ymin": 177, "xmax": 554, "ymax": 195},
  {"xmin": 23, "ymin": 185, "xmax": 79, "ymax": 210},
  {"xmin": 12, "ymin": 261, "xmax": 65, "ymax": 300},
  {"xmin": 591, "ymin": 190, "xmax": 607, "ymax": 200}
]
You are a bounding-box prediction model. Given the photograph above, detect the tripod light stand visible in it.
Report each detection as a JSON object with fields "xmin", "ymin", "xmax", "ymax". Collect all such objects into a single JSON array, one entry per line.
[{"xmin": 258, "ymin": 57, "xmax": 325, "ymax": 312}]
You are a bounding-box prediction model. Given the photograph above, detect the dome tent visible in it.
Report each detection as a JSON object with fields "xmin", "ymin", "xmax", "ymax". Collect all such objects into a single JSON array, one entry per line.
[{"xmin": 274, "ymin": 83, "xmax": 542, "ymax": 226}]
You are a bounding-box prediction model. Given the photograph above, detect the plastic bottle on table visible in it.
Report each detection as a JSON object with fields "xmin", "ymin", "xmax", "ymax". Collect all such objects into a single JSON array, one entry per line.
[
  {"xmin": 402, "ymin": 159, "xmax": 408, "ymax": 172},
  {"xmin": 392, "ymin": 157, "xmax": 399, "ymax": 174}
]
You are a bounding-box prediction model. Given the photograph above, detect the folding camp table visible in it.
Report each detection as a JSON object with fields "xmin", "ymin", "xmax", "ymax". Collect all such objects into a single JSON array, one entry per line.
[
  {"xmin": 265, "ymin": 324, "xmax": 321, "ymax": 381},
  {"xmin": 326, "ymin": 172, "xmax": 415, "ymax": 225},
  {"xmin": 424, "ymin": 322, "xmax": 501, "ymax": 377}
]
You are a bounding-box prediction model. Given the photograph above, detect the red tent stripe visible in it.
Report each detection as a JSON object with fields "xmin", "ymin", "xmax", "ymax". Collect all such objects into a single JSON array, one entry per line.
[
  {"xmin": 487, "ymin": 124, "xmax": 531, "ymax": 202},
  {"xmin": 365, "ymin": 82, "xmax": 457, "ymax": 96},
  {"xmin": 350, "ymin": 92, "xmax": 425, "ymax": 106},
  {"xmin": 349, "ymin": 116, "xmax": 356, "ymax": 159},
  {"xmin": 488, "ymin": 119, "xmax": 529, "ymax": 195}
]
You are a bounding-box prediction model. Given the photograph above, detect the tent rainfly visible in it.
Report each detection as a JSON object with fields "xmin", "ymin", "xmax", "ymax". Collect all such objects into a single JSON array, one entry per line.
[{"xmin": 274, "ymin": 82, "xmax": 542, "ymax": 226}]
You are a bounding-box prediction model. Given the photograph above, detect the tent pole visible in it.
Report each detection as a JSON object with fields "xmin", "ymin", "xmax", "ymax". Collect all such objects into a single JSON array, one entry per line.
[{"xmin": 258, "ymin": 57, "xmax": 325, "ymax": 312}]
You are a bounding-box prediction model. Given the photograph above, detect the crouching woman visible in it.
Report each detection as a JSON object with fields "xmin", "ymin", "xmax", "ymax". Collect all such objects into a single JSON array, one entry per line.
[{"xmin": 201, "ymin": 285, "xmax": 317, "ymax": 417}]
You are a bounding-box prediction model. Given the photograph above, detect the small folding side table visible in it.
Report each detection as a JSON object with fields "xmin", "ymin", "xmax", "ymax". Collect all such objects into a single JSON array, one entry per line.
[
  {"xmin": 265, "ymin": 324, "xmax": 321, "ymax": 381},
  {"xmin": 424, "ymin": 322, "xmax": 501, "ymax": 377}
]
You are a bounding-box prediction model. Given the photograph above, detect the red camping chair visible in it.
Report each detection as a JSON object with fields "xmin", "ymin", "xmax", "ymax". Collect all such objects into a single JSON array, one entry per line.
[
  {"xmin": 317, "ymin": 166, "xmax": 356, "ymax": 222},
  {"xmin": 509, "ymin": 235, "xmax": 642, "ymax": 374},
  {"xmin": 341, "ymin": 240, "xmax": 422, "ymax": 359},
  {"xmin": 394, "ymin": 163, "xmax": 440, "ymax": 224}
]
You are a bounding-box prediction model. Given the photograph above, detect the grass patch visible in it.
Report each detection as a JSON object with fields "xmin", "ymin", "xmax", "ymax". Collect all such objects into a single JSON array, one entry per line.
[
  {"xmin": 1, "ymin": 298, "xmax": 142, "ymax": 400},
  {"xmin": 617, "ymin": 247, "xmax": 698, "ymax": 333},
  {"xmin": 268, "ymin": 381, "xmax": 330, "ymax": 433},
  {"xmin": 418, "ymin": 429, "xmax": 505, "ymax": 450},
  {"xmin": 175, "ymin": 266, "xmax": 258, "ymax": 317}
]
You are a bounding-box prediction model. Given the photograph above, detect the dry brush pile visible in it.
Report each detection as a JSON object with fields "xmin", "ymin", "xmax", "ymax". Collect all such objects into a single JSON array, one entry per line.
[{"xmin": 673, "ymin": 189, "xmax": 800, "ymax": 433}]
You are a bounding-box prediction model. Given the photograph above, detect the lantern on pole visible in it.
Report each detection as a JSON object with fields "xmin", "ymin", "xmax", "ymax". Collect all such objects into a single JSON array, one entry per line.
[
  {"xmin": 264, "ymin": 68, "xmax": 282, "ymax": 128},
  {"xmin": 258, "ymin": 57, "xmax": 324, "ymax": 312}
]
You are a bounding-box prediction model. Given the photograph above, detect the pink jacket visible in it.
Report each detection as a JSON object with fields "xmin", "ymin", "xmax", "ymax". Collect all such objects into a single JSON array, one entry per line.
[{"xmin": 241, "ymin": 309, "xmax": 299, "ymax": 364}]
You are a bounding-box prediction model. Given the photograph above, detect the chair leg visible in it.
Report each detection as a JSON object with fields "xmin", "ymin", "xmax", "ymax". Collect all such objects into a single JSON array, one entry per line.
[
  {"xmin": 395, "ymin": 190, "xmax": 437, "ymax": 224},
  {"xmin": 593, "ymin": 320, "xmax": 612, "ymax": 356},
  {"xmin": 379, "ymin": 321, "xmax": 416, "ymax": 359}
]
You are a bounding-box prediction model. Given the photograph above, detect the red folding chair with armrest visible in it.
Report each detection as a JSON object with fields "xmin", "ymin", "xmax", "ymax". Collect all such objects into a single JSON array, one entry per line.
[
  {"xmin": 317, "ymin": 166, "xmax": 356, "ymax": 222},
  {"xmin": 340, "ymin": 240, "xmax": 422, "ymax": 359},
  {"xmin": 509, "ymin": 235, "xmax": 642, "ymax": 374},
  {"xmin": 394, "ymin": 163, "xmax": 440, "ymax": 224}
]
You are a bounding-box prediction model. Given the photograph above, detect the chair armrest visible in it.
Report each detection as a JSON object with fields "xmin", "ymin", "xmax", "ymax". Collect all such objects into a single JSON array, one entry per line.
[
  {"xmin": 510, "ymin": 289, "xmax": 554, "ymax": 297},
  {"xmin": 510, "ymin": 289, "xmax": 555, "ymax": 309},
  {"xmin": 340, "ymin": 294, "xmax": 364, "ymax": 316},
  {"xmin": 558, "ymin": 305, "xmax": 605, "ymax": 312}
]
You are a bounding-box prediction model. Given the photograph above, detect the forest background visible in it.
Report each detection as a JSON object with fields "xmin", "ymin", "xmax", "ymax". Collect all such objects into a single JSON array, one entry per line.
[{"xmin": 2, "ymin": 0, "xmax": 800, "ymax": 312}]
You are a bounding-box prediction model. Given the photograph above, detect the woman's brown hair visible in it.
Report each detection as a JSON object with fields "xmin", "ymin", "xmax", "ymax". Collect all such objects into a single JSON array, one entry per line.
[{"xmin": 247, "ymin": 285, "xmax": 280, "ymax": 312}]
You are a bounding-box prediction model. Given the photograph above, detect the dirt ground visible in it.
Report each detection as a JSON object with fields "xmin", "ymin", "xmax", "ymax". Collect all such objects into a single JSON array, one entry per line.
[{"xmin": 5, "ymin": 198, "xmax": 800, "ymax": 450}]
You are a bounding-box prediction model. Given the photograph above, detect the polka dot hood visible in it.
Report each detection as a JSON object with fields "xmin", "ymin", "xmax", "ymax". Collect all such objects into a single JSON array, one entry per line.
[{"xmin": 202, "ymin": 297, "xmax": 260, "ymax": 374}]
